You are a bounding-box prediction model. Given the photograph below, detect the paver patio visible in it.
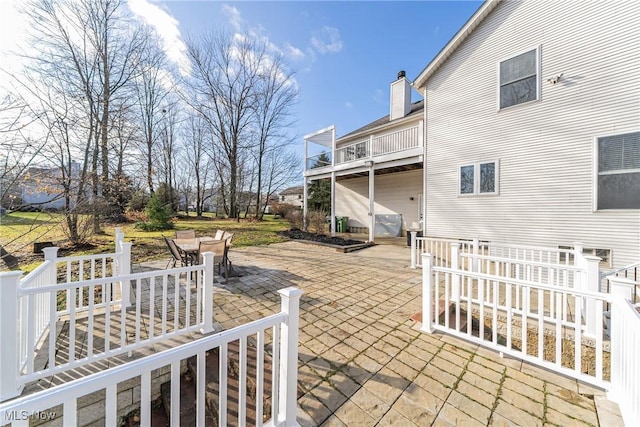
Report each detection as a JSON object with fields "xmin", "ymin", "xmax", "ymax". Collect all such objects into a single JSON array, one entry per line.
[{"xmin": 204, "ymin": 241, "xmax": 623, "ymax": 426}]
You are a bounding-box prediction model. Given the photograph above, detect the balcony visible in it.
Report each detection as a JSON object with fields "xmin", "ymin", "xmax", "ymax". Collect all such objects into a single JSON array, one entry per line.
[{"xmin": 304, "ymin": 122, "xmax": 423, "ymax": 177}]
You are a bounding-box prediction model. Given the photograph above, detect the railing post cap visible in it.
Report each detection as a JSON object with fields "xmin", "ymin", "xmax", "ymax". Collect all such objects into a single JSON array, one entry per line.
[
  {"xmin": 278, "ymin": 287, "xmax": 304, "ymax": 298},
  {"xmin": 421, "ymin": 252, "xmax": 433, "ymax": 259},
  {"xmin": 41, "ymin": 246, "xmax": 59, "ymax": 256},
  {"xmin": 606, "ymin": 275, "xmax": 637, "ymax": 286},
  {"xmin": 202, "ymin": 251, "xmax": 214, "ymax": 259},
  {"xmin": 0, "ymin": 270, "xmax": 24, "ymax": 279},
  {"xmin": 120, "ymin": 241, "xmax": 132, "ymax": 247}
]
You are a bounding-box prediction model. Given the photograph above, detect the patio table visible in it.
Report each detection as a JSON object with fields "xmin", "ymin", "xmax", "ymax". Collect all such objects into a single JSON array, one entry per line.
[{"xmin": 173, "ymin": 236, "xmax": 220, "ymax": 265}]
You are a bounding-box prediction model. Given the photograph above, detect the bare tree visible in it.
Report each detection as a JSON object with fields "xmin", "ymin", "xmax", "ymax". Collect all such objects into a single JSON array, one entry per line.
[
  {"xmin": 186, "ymin": 32, "xmax": 267, "ymax": 219},
  {"xmin": 0, "ymin": 94, "xmax": 48, "ymax": 208},
  {"xmin": 133, "ymin": 41, "xmax": 172, "ymax": 195},
  {"xmin": 183, "ymin": 114, "xmax": 215, "ymax": 216},
  {"xmin": 25, "ymin": 0, "xmax": 147, "ymax": 231},
  {"xmin": 251, "ymin": 53, "xmax": 298, "ymax": 219}
]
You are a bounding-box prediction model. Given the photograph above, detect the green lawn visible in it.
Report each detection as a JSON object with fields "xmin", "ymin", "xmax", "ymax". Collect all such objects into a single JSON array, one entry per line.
[{"xmin": 0, "ymin": 212, "xmax": 290, "ymax": 272}]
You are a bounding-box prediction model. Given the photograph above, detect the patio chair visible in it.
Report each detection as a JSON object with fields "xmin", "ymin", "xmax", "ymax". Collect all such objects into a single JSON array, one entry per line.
[
  {"xmin": 175, "ymin": 229, "xmax": 196, "ymax": 239},
  {"xmin": 164, "ymin": 236, "xmax": 189, "ymax": 268},
  {"xmin": 221, "ymin": 232, "xmax": 234, "ymax": 273},
  {"xmin": 214, "ymin": 229, "xmax": 225, "ymax": 240},
  {"xmin": 197, "ymin": 240, "xmax": 228, "ymax": 278}
]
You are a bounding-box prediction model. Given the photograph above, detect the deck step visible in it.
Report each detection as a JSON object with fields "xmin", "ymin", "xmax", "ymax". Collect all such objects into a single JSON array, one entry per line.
[{"xmin": 141, "ymin": 340, "xmax": 275, "ymax": 426}]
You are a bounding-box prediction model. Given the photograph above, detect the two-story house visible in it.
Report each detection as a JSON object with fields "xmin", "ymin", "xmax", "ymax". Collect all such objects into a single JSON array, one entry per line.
[
  {"xmin": 413, "ymin": 0, "xmax": 639, "ymax": 269},
  {"xmin": 303, "ymin": 72, "xmax": 425, "ymax": 241},
  {"xmin": 304, "ymin": 0, "xmax": 639, "ymax": 269},
  {"xmin": 279, "ymin": 186, "xmax": 305, "ymax": 208}
]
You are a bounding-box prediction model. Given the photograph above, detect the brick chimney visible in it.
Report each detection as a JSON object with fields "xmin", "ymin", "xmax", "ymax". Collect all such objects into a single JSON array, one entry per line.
[{"xmin": 390, "ymin": 70, "xmax": 411, "ymax": 121}]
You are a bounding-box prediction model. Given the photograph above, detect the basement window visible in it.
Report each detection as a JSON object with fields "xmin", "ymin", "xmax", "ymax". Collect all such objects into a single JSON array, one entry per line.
[{"xmin": 558, "ymin": 245, "xmax": 612, "ymax": 268}]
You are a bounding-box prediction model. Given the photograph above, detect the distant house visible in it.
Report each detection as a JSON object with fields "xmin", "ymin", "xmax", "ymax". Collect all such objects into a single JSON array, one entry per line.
[
  {"xmin": 19, "ymin": 164, "xmax": 81, "ymax": 210},
  {"xmin": 278, "ymin": 186, "xmax": 304, "ymax": 208}
]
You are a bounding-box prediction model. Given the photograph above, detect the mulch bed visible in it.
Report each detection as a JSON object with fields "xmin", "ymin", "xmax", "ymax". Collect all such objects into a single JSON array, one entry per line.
[{"xmin": 277, "ymin": 229, "xmax": 365, "ymax": 246}]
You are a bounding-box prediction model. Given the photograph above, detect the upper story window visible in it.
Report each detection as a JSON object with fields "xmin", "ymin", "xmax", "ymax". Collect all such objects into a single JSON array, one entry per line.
[
  {"xmin": 500, "ymin": 48, "xmax": 539, "ymax": 109},
  {"xmin": 460, "ymin": 161, "xmax": 499, "ymax": 196},
  {"xmin": 597, "ymin": 132, "xmax": 640, "ymax": 210}
]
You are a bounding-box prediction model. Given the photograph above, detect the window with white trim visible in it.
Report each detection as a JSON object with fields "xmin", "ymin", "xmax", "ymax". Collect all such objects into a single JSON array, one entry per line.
[
  {"xmin": 597, "ymin": 132, "xmax": 640, "ymax": 210},
  {"xmin": 459, "ymin": 161, "xmax": 499, "ymax": 195},
  {"xmin": 499, "ymin": 48, "xmax": 539, "ymax": 109}
]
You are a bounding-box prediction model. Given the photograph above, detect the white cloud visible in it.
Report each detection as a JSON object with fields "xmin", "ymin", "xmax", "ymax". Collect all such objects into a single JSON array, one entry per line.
[
  {"xmin": 222, "ymin": 4, "xmax": 243, "ymax": 32},
  {"xmin": 310, "ymin": 26, "xmax": 343, "ymax": 54},
  {"xmin": 127, "ymin": 0, "xmax": 190, "ymax": 76},
  {"xmin": 345, "ymin": 101, "xmax": 354, "ymax": 109},
  {"xmin": 284, "ymin": 42, "xmax": 305, "ymax": 61}
]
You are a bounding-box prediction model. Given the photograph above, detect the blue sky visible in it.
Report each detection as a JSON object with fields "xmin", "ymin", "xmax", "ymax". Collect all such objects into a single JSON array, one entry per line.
[
  {"xmin": 155, "ymin": 1, "xmax": 483, "ymax": 140},
  {"xmin": 0, "ymin": 0, "xmax": 483, "ymax": 157}
]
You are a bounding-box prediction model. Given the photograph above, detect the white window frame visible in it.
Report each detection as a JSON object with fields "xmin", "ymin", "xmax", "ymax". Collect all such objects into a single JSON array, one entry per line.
[
  {"xmin": 593, "ymin": 131, "xmax": 640, "ymax": 211},
  {"xmin": 497, "ymin": 46, "xmax": 541, "ymax": 110},
  {"xmin": 458, "ymin": 160, "xmax": 500, "ymax": 196}
]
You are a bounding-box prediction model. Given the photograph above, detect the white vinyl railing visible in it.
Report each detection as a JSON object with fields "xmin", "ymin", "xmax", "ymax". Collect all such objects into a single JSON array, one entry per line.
[
  {"xmin": 308, "ymin": 123, "xmax": 422, "ymax": 169},
  {"xmin": 421, "ymin": 253, "xmax": 610, "ymax": 387},
  {"xmin": 305, "ymin": 151, "xmax": 332, "ymax": 170},
  {"xmin": 410, "ymin": 235, "xmax": 475, "ymax": 269},
  {"xmin": 410, "ymin": 234, "xmax": 580, "ymax": 272},
  {"xmin": 609, "ymin": 280, "xmax": 640, "ymax": 426},
  {"xmin": 335, "ymin": 140, "xmax": 368, "ymax": 164},
  {"xmin": 371, "ymin": 125, "xmax": 419, "ymax": 156},
  {"xmin": 421, "ymin": 253, "xmax": 640, "ymax": 425},
  {"xmin": 1, "ymin": 253, "xmax": 217, "ymax": 400},
  {"xmin": 601, "ymin": 262, "xmax": 640, "ymax": 303},
  {"xmin": 0, "ymin": 287, "xmax": 303, "ymax": 427}
]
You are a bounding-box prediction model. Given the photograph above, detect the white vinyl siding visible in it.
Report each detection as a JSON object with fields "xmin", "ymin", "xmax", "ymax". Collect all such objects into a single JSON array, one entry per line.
[
  {"xmin": 335, "ymin": 169, "xmax": 423, "ymax": 233},
  {"xmin": 423, "ymin": 0, "xmax": 640, "ymax": 268}
]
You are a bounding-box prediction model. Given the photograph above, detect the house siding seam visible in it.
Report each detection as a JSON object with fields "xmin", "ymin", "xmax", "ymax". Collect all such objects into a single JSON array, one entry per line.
[{"xmin": 423, "ymin": 0, "xmax": 640, "ymax": 268}]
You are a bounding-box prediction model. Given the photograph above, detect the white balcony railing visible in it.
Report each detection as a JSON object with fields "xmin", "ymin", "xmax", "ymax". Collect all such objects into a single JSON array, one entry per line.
[
  {"xmin": 306, "ymin": 151, "xmax": 332, "ymax": 170},
  {"xmin": 307, "ymin": 123, "xmax": 422, "ymax": 170},
  {"xmin": 371, "ymin": 125, "xmax": 419, "ymax": 156},
  {"xmin": 335, "ymin": 140, "xmax": 369, "ymax": 164}
]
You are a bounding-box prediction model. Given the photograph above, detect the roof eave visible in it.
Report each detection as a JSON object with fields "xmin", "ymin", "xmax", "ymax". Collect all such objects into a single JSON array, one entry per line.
[{"xmin": 413, "ymin": 0, "xmax": 502, "ymax": 90}]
